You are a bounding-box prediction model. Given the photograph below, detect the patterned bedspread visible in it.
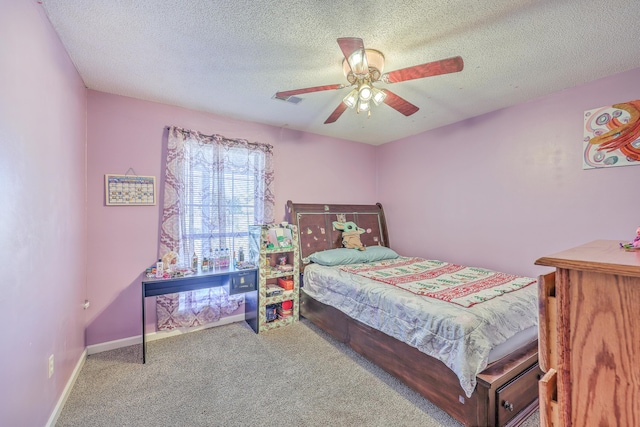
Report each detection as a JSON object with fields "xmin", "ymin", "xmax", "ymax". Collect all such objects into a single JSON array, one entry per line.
[
  {"xmin": 303, "ymin": 260, "xmax": 538, "ymax": 397},
  {"xmin": 339, "ymin": 257, "xmax": 536, "ymax": 307}
]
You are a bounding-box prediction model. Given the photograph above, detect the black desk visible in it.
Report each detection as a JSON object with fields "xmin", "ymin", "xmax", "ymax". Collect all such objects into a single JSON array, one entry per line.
[{"xmin": 141, "ymin": 266, "xmax": 257, "ymax": 363}]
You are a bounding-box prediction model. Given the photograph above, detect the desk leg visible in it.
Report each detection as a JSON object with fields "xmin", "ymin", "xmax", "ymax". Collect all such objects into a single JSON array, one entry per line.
[{"xmin": 142, "ymin": 287, "xmax": 146, "ymax": 364}]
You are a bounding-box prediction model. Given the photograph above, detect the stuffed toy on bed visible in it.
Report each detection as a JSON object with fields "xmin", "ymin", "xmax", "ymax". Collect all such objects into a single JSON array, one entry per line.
[{"xmin": 333, "ymin": 221, "xmax": 366, "ymax": 251}]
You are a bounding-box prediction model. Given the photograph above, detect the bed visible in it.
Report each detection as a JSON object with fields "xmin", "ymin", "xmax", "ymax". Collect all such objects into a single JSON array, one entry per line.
[{"xmin": 286, "ymin": 201, "xmax": 541, "ymax": 427}]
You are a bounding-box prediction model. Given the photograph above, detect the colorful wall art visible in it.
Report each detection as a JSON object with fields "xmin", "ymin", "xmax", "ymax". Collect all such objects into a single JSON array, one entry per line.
[{"xmin": 583, "ymin": 100, "xmax": 640, "ymax": 169}]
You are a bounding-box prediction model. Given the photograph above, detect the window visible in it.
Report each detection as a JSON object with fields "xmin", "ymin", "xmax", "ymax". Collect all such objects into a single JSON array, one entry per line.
[
  {"xmin": 157, "ymin": 126, "xmax": 274, "ymax": 330},
  {"xmin": 183, "ymin": 143, "xmax": 264, "ymax": 262}
]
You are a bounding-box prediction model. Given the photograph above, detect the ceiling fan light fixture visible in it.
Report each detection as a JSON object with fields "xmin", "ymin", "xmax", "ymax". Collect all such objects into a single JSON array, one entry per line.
[
  {"xmin": 357, "ymin": 99, "xmax": 370, "ymax": 112},
  {"xmin": 359, "ymin": 84, "xmax": 372, "ymax": 101},
  {"xmin": 371, "ymin": 87, "xmax": 386, "ymax": 105},
  {"xmin": 343, "ymin": 88, "xmax": 358, "ymax": 108}
]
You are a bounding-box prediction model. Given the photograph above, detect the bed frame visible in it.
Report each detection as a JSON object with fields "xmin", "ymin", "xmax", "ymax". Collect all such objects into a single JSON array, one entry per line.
[{"xmin": 286, "ymin": 201, "xmax": 540, "ymax": 427}]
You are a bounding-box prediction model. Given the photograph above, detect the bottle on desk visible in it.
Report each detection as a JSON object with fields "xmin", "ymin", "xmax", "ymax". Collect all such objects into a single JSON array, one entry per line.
[
  {"xmin": 155, "ymin": 259, "xmax": 164, "ymax": 278},
  {"xmin": 191, "ymin": 252, "xmax": 198, "ymax": 271},
  {"xmin": 202, "ymin": 257, "xmax": 209, "ymax": 272}
]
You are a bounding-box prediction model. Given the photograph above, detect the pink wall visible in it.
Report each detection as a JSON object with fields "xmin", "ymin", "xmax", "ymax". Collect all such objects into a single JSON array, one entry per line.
[
  {"xmin": 377, "ymin": 67, "xmax": 640, "ymax": 278},
  {"xmin": 0, "ymin": 1, "xmax": 87, "ymax": 426},
  {"xmin": 85, "ymin": 91, "xmax": 378, "ymax": 345}
]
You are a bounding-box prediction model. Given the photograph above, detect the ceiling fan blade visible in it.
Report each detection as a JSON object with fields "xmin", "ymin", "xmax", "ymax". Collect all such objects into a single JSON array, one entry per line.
[
  {"xmin": 382, "ymin": 56, "xmax": 464, "ymax": 83},
  {"xmin": 276, "ymin": 84, "xmax": 345, "ymax": 98},
  {"xmin": 382, "ymin": 89, "xmax": 419, "ymax": 116},
  {"xmin": 324, "ymin": 102, "xmax": 348, "ymax": 124},
  {"xmin": 337, "ymin": 37, "xmax": 369, "ymax": 76}
]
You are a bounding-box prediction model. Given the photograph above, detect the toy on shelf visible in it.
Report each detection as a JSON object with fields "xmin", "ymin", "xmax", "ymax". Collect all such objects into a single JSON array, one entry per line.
[{"xmin": 620, "ymin": 226, "xmax": 640, "ymax": 251}]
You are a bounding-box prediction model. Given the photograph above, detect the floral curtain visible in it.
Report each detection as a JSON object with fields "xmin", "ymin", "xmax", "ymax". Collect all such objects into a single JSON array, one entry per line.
[{"xmin": 156, "ymin": 126, "xmax": 275, "ymax": 330}]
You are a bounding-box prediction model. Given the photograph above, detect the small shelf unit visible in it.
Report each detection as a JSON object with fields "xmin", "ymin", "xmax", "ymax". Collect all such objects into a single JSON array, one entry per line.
[{"xmin": 245, "ymin": 224, "xmax": 300, "ymax": 333}]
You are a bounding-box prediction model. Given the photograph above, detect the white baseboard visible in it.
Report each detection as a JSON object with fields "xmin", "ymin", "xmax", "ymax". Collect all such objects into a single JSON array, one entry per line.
[
  {"xmin": 45, "ymin": 348, "xmax": 87, "ymax": 427},
  {"xmin": 86, "ymin": 313, "xmax": 247, "ymax": 355}
]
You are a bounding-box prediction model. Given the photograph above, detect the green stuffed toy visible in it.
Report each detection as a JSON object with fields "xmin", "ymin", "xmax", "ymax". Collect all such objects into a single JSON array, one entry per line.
[{"xmin": 333, "ymin": 221, "xmax": 366, "ymax": 251}]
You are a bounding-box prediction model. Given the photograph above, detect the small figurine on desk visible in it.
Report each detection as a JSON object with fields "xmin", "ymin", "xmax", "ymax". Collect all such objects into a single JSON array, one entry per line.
[
  {"xmin": 620, "ymin": 226, "xmax": 640, "ymax": 251},
  {"xmin": 162, "ymin": 251, "xmax": 179, "ymax": 272}
]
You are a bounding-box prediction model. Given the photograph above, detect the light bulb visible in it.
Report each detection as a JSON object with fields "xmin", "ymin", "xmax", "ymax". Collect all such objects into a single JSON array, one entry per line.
[
  {"xmin": 359, "ymin": 84, "xmax": 372, "ymax": 101},
  {"xmin": 343, "ymin": 88, "xmax": 358, "ymax": 109},
  {"xmin": 357, "ymin": 99, "xmax": 370, "ymax": 112},
  {"xmin": 371, "ymin": 87, "xmax": 386, "ymax": 105}
]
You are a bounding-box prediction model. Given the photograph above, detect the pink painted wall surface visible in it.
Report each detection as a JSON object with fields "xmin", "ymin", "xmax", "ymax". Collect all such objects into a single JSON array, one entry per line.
[
  {"xmin": 377, "ymin": 67, "xmax": 640, "ymax": 278},
  {"xmin": 85, "ymin": 91, "xmax": 377, "ymax": 345},
  {"xmin": 0, "ymin": 1, "xmax": 87, "ymax": 426}
]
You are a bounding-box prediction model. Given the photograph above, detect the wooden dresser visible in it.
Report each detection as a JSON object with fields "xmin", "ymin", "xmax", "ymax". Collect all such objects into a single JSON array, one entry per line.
[{"xmin": 535, "ymin": 240, "xmax": 640, "ymax": 426}]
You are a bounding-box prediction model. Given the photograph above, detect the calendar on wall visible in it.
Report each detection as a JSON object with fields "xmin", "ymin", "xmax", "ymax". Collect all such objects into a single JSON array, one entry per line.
[{"xmin": 105, "ymin": 174, "xmax": 156, "ymax": 206}]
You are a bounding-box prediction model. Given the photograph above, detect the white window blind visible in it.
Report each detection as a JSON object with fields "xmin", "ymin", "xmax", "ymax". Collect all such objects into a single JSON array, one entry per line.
[{"xmin": 182, "ymin": 142, "xmax": 264, "ymax": 261}]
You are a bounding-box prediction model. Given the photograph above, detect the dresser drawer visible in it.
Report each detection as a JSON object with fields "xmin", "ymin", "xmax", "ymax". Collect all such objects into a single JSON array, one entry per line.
[
  {"xmin": 229, "ymin": 270, "xmax": 257, "ymax": 295},
  {"xmin": 496, "ymin": 362, "xmax": 542, "ymax": 426},
  {"xmin": 538, "ymin": 272, "xmax": 557, "ymax": 372},
  {"xmin": 539, "ymin": 368, "xmax": 559, "ymax": 427}
]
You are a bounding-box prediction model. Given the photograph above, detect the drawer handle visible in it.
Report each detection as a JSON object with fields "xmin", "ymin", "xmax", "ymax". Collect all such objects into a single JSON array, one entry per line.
[{"xmin": 502, "ymin": 401, "xmax": 514, "ymax": 412}]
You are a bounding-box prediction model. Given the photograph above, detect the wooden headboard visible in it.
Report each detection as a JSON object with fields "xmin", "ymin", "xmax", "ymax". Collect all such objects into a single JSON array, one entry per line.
[{"xmin": 286, "ymin": 200, "xmax": 390, "ymax": 271}]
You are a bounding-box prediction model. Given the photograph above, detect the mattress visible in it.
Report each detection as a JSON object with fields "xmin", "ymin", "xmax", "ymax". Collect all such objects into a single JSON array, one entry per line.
[{"xmin": 303, "ymin": 262, "xmax": 538, "ymax": 397}]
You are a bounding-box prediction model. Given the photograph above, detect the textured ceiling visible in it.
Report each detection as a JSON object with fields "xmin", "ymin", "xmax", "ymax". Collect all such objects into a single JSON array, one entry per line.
[{"xmin": 41, "ymin": 0, "xmax": 640, "ymax": 145}]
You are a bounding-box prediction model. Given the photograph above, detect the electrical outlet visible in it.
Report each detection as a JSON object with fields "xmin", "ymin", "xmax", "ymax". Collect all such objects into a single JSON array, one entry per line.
[{"xmin": 48, "ymin": 354, "xmax": 54, "ymax": 378}]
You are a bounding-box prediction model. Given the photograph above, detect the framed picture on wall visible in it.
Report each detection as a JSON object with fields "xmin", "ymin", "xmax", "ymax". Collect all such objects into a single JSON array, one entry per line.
[
  {"xmin": 105, "ymin": 174, "xmax": 156, "ymax": 206},
  {"xmin": 583, "ymin": 100, "xmax": 640, "ymax": 169}
]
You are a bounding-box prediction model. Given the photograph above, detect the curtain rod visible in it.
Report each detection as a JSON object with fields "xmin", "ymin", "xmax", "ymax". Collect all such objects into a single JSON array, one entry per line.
[{"xmin": 166, "ymin": 126, "xmax": 272, "ymax": 150}]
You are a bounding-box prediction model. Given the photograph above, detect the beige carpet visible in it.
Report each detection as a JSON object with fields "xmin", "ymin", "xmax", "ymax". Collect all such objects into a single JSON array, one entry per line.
[{"xmin": 56, "ymin": 318, "xmax": 539, "ymax": 426}]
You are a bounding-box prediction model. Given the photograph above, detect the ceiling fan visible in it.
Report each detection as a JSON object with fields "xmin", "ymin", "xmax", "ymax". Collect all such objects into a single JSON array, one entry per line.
[{"xmin": 275, "ymin": 37, "xmax": 464, "ymax": 124}]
